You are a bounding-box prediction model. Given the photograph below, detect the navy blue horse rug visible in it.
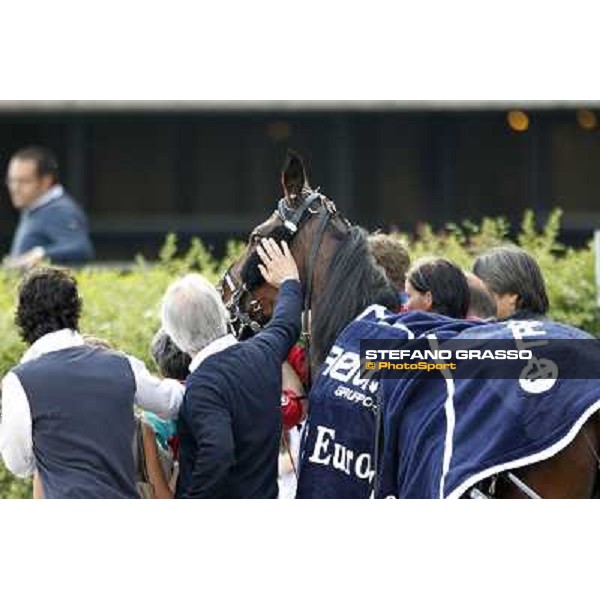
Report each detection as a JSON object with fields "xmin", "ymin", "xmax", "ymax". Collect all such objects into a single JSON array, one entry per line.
[{"xmin": 377, "ymin": 318, "xmax": 600, "ymax": 499}]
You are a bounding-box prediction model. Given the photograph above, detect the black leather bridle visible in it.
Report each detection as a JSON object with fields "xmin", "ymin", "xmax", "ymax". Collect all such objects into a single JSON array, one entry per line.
[{"xmin": 218, "ymin": 189, "xmax": 347, "ymax": 384}]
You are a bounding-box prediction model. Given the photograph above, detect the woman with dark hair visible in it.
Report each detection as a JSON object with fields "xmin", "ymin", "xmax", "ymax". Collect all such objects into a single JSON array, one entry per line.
[
  {"xmin": 136, "ymin": 329, "xmax": 191, "ymax": 499},
  {"xmin": 150, "ymin": 329, "xmax": 191, "ymax": 381},
  {"xmin": 405, "ymin": 257, "xmax": 470, "ymax": 319},
  {"xmin": 473, "ymin": 246, "xmax": 549, "ymax": 319}
]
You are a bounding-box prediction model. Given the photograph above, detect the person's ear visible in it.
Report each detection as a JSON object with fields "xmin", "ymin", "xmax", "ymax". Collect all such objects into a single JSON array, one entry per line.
[
  {"xmin": 424, "ymin": 290, "xmax": 433, "ymax": 312},
  {"xmin": 493, "ymin": 292, "xmax": 519, "ymax": 318},
  {"xmin": 39, "ymin": 174, "xmax": 54, "ymax": 192}
]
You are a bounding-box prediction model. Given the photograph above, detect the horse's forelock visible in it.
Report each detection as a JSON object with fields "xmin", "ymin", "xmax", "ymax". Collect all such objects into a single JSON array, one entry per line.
[{"xmin": 240, "ymin": 225, "xmax": 295, "ymax": 290}]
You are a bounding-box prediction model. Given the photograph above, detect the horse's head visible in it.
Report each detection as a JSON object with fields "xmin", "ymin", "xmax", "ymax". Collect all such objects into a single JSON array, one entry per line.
[{"xmin": 218, "ymin": 150, "xmax": 349, "ymax": 341}]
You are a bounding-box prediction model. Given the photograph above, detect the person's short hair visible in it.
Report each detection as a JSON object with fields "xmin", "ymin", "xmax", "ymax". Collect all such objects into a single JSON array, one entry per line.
[
  {"xmin": 15, "ymin": 267, "xmax": 82, "ymax": 345},
  {"xmin": 160, "ymin": 273, "xmax": 229, "ymax": 357},
  {"xmin": 464, "ymin": 272, "xmax": 497, "ymax": 319},
  {"xmin": 473, "ymin": 246, "xmax": 549, "ymax": 316},
  {"xmin": 407, "ymin": 257, "xmax": 469, "ymax": 319},
  {"xmin": 150, "ymin": 329, "xmax": 191, "ymax": 380},
  {"xmin": 368, "ymin": 233, "xmax": 411, "ymax": 295},
  {"xmin": 12, "ymin": 146, "xmax": 59, "ymax": 183}
]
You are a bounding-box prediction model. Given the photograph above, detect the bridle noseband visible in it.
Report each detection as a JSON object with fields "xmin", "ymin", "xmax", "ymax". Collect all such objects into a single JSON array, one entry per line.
[{"xmin": 219, "ymin": 267, "xmax": 265, "ymax": 338}]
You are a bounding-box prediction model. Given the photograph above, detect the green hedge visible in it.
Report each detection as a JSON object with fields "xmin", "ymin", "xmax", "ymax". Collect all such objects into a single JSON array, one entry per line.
[
  {"xmin": 1, "ymin": 210, "xmax": 597, "ymax": 498},
  {"xmin": 0, "ymin": 235, "xmax": 244, "ymax": 499}
]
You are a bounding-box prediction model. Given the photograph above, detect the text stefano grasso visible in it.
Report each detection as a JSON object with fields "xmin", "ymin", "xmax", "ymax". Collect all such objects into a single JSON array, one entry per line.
[{"xmin": 363, "ymin": 349, "xmax": 533, "ymax": 361}]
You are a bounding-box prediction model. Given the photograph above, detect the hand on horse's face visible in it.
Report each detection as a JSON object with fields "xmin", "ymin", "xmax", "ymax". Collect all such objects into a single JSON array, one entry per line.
[{"xmin": 257, "ymin": 238, "xmax": 299, "ymax": 289}]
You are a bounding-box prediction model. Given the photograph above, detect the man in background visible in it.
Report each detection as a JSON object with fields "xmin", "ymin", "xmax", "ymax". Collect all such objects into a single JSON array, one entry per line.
[{"xmin": 4, "ymin": 146, "xmax": 94, "ymax": 269}]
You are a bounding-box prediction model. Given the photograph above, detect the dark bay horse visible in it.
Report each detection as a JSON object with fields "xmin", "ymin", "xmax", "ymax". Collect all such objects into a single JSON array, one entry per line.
[
  {"xmin": 218, "ymin": 149, "xmax": 397, "ymax": 377},
  {"xmin": 219, "ymin": 150, "xmax": 600, "ymax": 499}
]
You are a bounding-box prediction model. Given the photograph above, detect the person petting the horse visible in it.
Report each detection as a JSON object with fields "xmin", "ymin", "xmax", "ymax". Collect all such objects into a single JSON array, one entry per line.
[
  {"xmin": 161, "ymin": 238, "xmax": 302, "ymax": 498},
  {"xmin": 473, "ymin": 246, "xmax": 549, "ymax": 320},
  {"xmin": 0, "ymin": 267, "xmax": 184, "ymax": 499}
]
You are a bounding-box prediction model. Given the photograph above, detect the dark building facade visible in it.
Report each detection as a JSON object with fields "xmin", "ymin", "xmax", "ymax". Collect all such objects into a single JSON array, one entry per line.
[{"xmin": 1, "ymin": 104, "xmax": 598, "ymax": 260}]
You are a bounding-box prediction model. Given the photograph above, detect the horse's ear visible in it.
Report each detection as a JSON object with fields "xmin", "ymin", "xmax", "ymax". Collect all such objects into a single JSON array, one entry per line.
[{"xmin": 281, "ymin": 149, "xmax": 308, "ymax": 205}]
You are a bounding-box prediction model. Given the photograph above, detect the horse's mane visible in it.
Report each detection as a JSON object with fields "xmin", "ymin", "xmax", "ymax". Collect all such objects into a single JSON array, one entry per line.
[{"xmin": 312, "ymin": 225, "xmax": 398, "ymax": 365}]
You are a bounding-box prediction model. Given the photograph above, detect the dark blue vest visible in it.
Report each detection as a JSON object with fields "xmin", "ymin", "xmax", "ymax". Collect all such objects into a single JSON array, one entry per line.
[{"xmin": 13, "ymin": 346, "xmax": 138, "ymax": 499}]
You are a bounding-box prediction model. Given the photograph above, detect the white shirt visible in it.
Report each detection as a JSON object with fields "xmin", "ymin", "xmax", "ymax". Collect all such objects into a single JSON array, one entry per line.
[
  {"xmin": 188, "ymin": 333, "xmax": 238, "ymax": 374},
  {"xmin": 0, "ymin": 329, "xmax": 184, "ymax": 478}
]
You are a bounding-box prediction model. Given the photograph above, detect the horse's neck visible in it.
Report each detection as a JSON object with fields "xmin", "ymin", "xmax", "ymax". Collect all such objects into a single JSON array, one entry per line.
[{"xmin": 303, "ymin": 232, "xmax": 345, "ymax": 377}]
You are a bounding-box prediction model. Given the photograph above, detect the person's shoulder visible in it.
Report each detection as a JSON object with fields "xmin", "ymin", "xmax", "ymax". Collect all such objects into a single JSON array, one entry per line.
[
  {"xmin": 31, "ymin": 194, "xmax": 73, "ymax": 217},
  {"xmin": 53, "ymin": 192, "xmax": 83, "ymax": 212},
  {"xmin": 184, "ymin": 363, "xmax": 233, "ymax": 410},
  {"xmin": 96, "ymin": 346, "xmax": 134, "ymax": 365},
  {"xmin": 187, "ymin": 356, "xmax": 228, "ymax": 383},
  {"xmin": 198, "ymin": 346, "xmax": 243, "ymax": 371},
  {"xmin": 7, "ymin": 362, "xmax": 27, "ymax": 381},
  {"xmin": 186, "ymin": 348, "xmax": 247, "ymax": 391}
]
